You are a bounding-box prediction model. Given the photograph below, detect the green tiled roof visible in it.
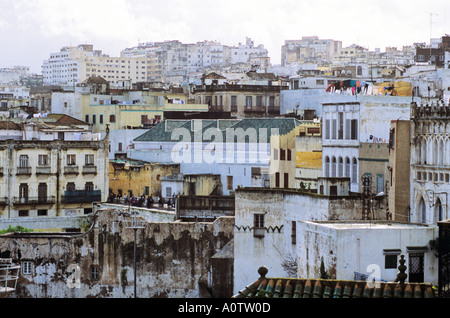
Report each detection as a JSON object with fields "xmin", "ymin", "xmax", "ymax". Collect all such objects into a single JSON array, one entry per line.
[
  {"xmin": 233, "ymin": 266, "xmax": 436, "ymax": 298},
  {"xmin": 134, "ymin": 118, "xmax": 304, "ymax": 143}
]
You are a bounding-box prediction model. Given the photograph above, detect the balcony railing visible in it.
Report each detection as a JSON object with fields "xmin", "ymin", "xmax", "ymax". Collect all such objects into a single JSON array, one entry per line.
[
  {"xmin": 268, "ymin": 106, "xmax": 280, "ymax": 114},
  {"xmin": 82, "ymin": 165, "xmax": 97, "ymax": 175},
  {"xmin": 62, "ymin": 190, "xmax": 101, "ymax": 204},
  {"xmin": 244, "ymin": 106, "xmax": 266, "ymax": 113},
  {"xmin": 13, "ymin": 196, "xmax": 56, "ymax": 205},
  {"xmin": 16, "ymin": 167, "xmax": 32, "ymax": 175},
  {"xmin": 64, "ymin": 165, "xmax": 79, "ymax": 175},
  {"xmin": 36, "ymin": 166, "xmax": 52, "ymax": 175},
  {"xmin": 209, "ymin": 106, "xmax": 224, "ymax": 112}
]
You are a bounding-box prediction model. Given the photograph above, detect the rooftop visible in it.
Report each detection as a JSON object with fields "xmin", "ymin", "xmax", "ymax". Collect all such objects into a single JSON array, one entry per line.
[
  {"xmin": 233, "ymin": 266, "xmax": 436, "ymax": 299},
  {"xmin": 134, "ymin": 118, "xmax": 307, "ymax": 143}
]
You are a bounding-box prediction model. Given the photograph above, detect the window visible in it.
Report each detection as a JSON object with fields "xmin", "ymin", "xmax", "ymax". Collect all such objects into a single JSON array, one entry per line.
[
  {"xmin": 109, "ymin": 114, "xmax": 116, "ymax": 123},
  {"xmin": 231, "ymin": 96, "xmax": 237, "ymax": 112},
  {"xmin": 385, "ymin": 254, "xmax": 398, "ymax": 269},
  {"xmin": 66, "ymin": 182, "xmax": 75, "ymax": 192},
  {"xmin": 325, "ymin": 120, "xmax": 330, "ymax": 139},
  {"xmin": 256, "ymin": 96, "xmax": 263, "ymax": 107},
  {"xmin": 118, "ymin": 143, "xmax": 123, "ymax": 152},
  {"xmin": 22, "ymin": 261, "xmax": 33, "ymax": 275},
  {"xmin": 275, "ymin": 172, "xmax": 280, "ymax": 188},
  {"xmin": 280, "ymin": 149, "xmax": 286, "ymax": 160},
  {"xmin": 331, "ymin": 119, "xmax": 337, "ymax": 139},
  {"xmin": 245, "ymin": 96, "xmax": 252, "ymax": 108},
  {"xmin": 227, "ymin": 176, "xmax": 233, "ymax": 190},
  {"xmin": 269, "ymin": 96, "xmax": 275, "ymax": 107},
  {"xmin": 92, "ymin": 115, "xmax": 96, "ymax": 124},
  {"xmin": 85, "ymin": 182, "xmax": 94, "ymax": 191},
  {"xmin": 38, "ymin": 209, "xmax": 48, "ymax": 216},
  {"xmin": 19, "ymin": 155, "xmax": 29, "ymax": 167},
  {"xmin": 273, "ymin": 148, "xmax": 278, "ymax": 160},
  {"xmin": 291, "ymin": 221, "xmax": 296, "ymax": 245},
  {"xmin": 85, "ymin": 154, "xmax": 94, "ymax": 166},
  {"xmin": 166, "ymin": 187, "xmax": 172, "ymax": 198},
  {"xmin": 38, "ymin": 154, "xmax": 49, "ymax": 166},
  {"xmin": 91, "ymin": 266, "xmax": 99, "ymax": 281},
  {"xmin": 99, "ymin": 115, "xmax": 103, "ymax": 124},
  {"xmin": 351, "ymin": 120, "xmax": 358, "ymax": 140},
  {"xmin": 284, "ymin": 173, "xmax": 289, "ymax": 188},
  {"xmin": 253, "ymin": 213, "xmax": 265, "ymax": 238},
  {"xmin": 19, "ymin": 210, "xmax": 29, "ymax": 217},
  {"xmin": 85, "ymin": 115, "xmax": 89, "ymax": 123},
  {"xmin": 67, "ymin": 154, "xmax": 76, "ymax": 165},
  {"xmin": 338, "ymin": 112, "xmax": 344, "ymax": 139}
]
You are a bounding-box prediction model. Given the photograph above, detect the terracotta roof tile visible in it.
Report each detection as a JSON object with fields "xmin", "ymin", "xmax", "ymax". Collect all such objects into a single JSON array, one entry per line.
[{"xmin": 233, "ymin": 266, "xmax": 437, "ymax": 299}]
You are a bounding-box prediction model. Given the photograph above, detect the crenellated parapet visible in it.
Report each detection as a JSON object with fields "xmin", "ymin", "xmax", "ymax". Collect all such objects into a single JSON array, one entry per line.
[{"xmin": 411, "ymin": 100, "xmax": 450, "ymax": 120}]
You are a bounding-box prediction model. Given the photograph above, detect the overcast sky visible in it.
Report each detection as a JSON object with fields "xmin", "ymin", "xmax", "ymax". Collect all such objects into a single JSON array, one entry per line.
[{"xmin": 0, "ymin": 0, "xmax": 449, "ymax": 74}]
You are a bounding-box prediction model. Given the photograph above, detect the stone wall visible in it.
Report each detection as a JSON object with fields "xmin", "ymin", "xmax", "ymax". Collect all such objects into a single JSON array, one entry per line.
[{"xmin": 0, "ymin": 208, "xmax": 234, "ymax": 298}]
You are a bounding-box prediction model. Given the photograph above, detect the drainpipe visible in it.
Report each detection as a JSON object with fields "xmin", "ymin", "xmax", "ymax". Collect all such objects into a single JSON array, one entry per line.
[
  {"xmin": 56, "ymin": 144, "xmax": 61, "ymax": 216},
  {"xmin": 7, "ymin": 143, "xmax": 13, "ymax": 218}
]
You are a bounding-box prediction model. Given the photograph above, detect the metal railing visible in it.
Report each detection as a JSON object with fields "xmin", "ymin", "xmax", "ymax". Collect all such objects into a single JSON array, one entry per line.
[
  {"xmin": 13, "ymin": 196, "xmax": 56, "ymax": 205},
  {"xmin": 0, "ymin": 259, "xmax": 20, "ymax": 294}
]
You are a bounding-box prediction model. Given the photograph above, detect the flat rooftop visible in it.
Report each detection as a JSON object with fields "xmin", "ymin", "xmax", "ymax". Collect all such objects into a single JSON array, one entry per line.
[{"xmin": 305, "ymin": 220, "xmax": 435, "ymax": 230}]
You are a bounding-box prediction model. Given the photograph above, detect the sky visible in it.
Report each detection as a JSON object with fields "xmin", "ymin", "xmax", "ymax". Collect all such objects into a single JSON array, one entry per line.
[{"xmin": 0, "ymin": 0, "xmax": 449, "ymax": 74}]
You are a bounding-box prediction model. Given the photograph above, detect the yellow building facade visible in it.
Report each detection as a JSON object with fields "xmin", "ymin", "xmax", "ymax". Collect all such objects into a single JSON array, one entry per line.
[
  {"xmin": 270, "ymin": 122, "xmax": 322, "ymax": 190},
  {"xmin": 109, "ymin": 158, "xmax": 180, "ymax": 198}
]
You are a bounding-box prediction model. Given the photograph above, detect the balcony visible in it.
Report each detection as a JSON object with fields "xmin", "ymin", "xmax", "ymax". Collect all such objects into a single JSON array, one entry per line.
[
  {"xmin": 16, "ymin": 167, "xmax": 32, "ymax": 175},
  {"xmin": 209, "ymin": 106, "xmax": 224, "ymax": 112},
  {"xmin": 36, "ymin": 166, "xmax": 52, "ymax": 175},
  {"xmin": 244, "ymin": 106, "xmax": 266, "ymax": 114},
  {"xmin": 268, "ymin": 107, "xmax": 280, "ymax": 115},
  {"xmin": 62, "ymin": 190, "xmax": 102, "ymax": 204},
  {"xmin": 13, "ymin": 196, "xmax": 56, "ymax": 206},
  {"xmin": 82, "ymin": 165, "xmax": 97, "ymax": 175},
  {"xmin": 64, "ymin": 165, "xmax": 79, "ymax": 175}
]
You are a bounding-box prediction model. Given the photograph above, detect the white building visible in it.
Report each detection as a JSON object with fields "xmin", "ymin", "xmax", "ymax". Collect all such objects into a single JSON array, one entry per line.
[
  {"xmin": 42, "ymin": 44, "xmax": 148, "ymax": 87},
  {"xmin": 410, "ymin": 100, "xmax": 450, "ymax": 225},
  {"xmin": 297, "ymin": 220, "xmax": 438, "ymax": 285},
  {"xmin": 322, "ymin": 96, "xmax": 415, "ymax": 193},
  {"xmin": 0, "ymin": 116, "xmax": 109, "ymax": 219}
]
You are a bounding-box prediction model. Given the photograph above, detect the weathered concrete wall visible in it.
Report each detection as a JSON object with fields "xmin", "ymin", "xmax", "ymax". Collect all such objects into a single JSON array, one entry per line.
[
  {"xmin": 233, "ymin": 187, "xmax": 367, "ymax": 295},
  {"xmin": 0, "ymin": 215, "xmax": 93, "ymax": 231},
  {"xmin": 0, "ymin": 209, "xmax": 234, "ymax": 298},
  {"xmin": 297, "ymin": 220, "xmax": 438, "ymax": 285}
]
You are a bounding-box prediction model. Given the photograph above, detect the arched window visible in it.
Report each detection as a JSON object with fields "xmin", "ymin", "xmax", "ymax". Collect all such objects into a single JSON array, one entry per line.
[
  {"xmin": 338, "ymin": 157, "xmax": 343, "ymax": 177},
  {"xmin": 433, "ymin": 139, "xmax": 438, "ymax": 165},
  {"xmin": 438, "ymin": 139, "xmax": 444, "ymax": 166},
  {"xmin": 331, "ymin": 157, "xmax": 337, "ymax": 177},
  {"xmin": 352, "ymin": 158, "xmax": 358, "ymax": 183},
  {"xmin": 435, "ymin": 198, "xmax": 443, "ymax": 222},
  {"xmin": 345, "ymin": 157, "xmax": 350, "ymax": 177},
  {"xmin": 421, "ymin": 138, "xmax": 427, "ymax": 165},
  {"xmin": 357, "ymin": 66, "xmax": 362, "ymax": 76},
  {"xmin": 416, "ymin": 138, "xmax": 422, "ymax": 165},
  {"xmin": 420, "ymin": 197, "xmax": 427, "ymax": 223},
  {"xmin": 325, "ymin": 156, "xmax": 330, "ymax": 177}
]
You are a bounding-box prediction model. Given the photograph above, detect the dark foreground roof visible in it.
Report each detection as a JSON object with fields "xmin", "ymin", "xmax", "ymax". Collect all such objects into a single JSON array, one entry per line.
[{"xmin": 233, "ymin": 266, "xmax": 436, "ymax": 298}]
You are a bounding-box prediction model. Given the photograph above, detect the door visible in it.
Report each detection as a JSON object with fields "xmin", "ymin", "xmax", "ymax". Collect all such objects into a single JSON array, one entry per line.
[
  {"xmin": 409, "ymin": 253, "xmax": 424, "ymax": 283},
  {"xmin": 19, "ymin": 184, "xmax": 28, "ymax": 204},
  {"xmin": 38, "ymin": 183, "xmax": 47, "ymax": 203}
]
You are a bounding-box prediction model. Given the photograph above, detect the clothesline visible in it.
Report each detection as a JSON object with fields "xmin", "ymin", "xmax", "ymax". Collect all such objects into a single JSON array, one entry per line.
[{"xmin": 326, "ymin": 80, "xmax": 412, "ymax": 96}]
